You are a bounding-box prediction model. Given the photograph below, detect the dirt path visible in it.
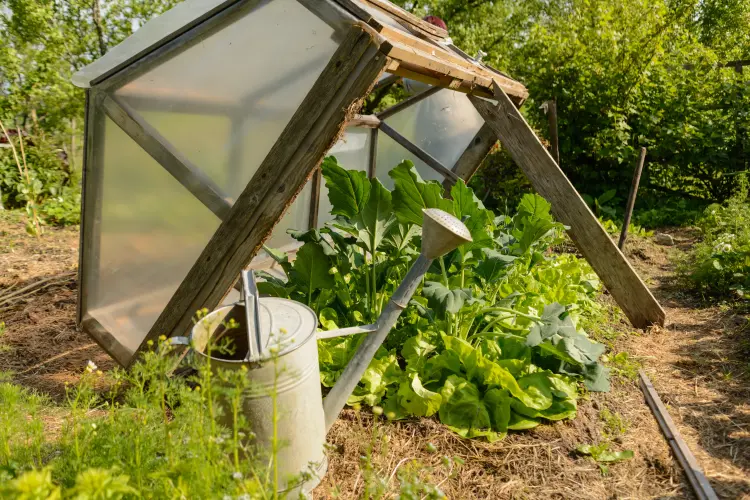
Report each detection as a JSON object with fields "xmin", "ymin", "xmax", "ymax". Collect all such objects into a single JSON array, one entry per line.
[
  {"xmin": 619, "ymin": 232, "xmax": 750, "ymax": 498},
  {"xmin": 1, "ymin": 212, "xmax": 748, "ymax": 498}
]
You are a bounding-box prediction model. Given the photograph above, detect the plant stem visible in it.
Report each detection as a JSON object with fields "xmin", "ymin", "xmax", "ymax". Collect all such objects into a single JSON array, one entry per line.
[
  {"xmin": 439, "ymin": 257, "xmax": 449, "ymax": 287},
  {"xmin": 479, "ymin": 306, "xmax": 541, "ymax": 322}
]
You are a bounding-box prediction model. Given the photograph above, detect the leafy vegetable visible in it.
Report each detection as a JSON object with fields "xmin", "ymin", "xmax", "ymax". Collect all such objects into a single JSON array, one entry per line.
[{"xmin": 265, "ymin": 158, "xmax": 611, "ymax": 441}]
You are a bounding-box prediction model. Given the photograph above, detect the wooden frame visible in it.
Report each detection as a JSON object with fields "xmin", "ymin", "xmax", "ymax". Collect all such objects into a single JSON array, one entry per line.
[
  {"xmin": 135, "ymin": 25, "xmax": 389, "ymax": 363},
  {"xmin": 77, "ymin": 0, "xmax": 664, "ymax": 367}
]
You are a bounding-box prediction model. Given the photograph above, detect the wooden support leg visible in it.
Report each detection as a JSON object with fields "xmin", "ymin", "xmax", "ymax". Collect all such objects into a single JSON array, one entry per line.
[
  {"xmin": 469, "ymin": 85, "xmax": 665, "ymax": 329},
  {"xmin": 134, "ymin": 25, "xmax": 389, "ymax": 363}
]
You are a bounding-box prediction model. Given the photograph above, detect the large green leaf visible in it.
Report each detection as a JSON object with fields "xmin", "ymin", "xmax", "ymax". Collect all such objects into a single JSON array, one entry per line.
[
  {"xmin": 423, "ymin": 281, "xmax": 471, "ymax": 315},
  {"xmin": 438, "ymin": 375, "xmax": 497, "ymax": 441},
  {"xmin": 359, "ymin": 179, "xmax": 395, "ymax": 253},
  {"xmin": 389, "ymin": 161, "xmax": 452, "ymax": 226},
  {"xmin": 292, "ymin": 242, "xmax": 334, "ymax": 291},
  {"xmin": 321, "ymin": 156, "xmax": 371, "ymax": 218},
  {"xmin": 483, "ymin": 388, "xmax": 511, "ymax": 436},
  {"xmin": 475, "ymin": 249, "xmax": 517, "ymax": 283},
  {"xmin": 397, "ymin": 374, "xmax": 442, "ymax": 417}
]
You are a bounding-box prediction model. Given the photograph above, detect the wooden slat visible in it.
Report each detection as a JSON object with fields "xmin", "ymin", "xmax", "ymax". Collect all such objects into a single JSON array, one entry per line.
[
  {"xmin": 442, "ymin": 123, "xmax": 497, "ymax": 193},
  {"xmin": 639, "ymin": 371, "xmax": 719, "ymax": 500},
  {"xmin": 376, "ymin": 25, "xmax": 527, "ymax": 99},
  {"xmin": 379, "ymin": 121, "xmax": 458, "ymax": 181},
  {"xmin": 347, "ymin": 114, "xmax": 381, "ymax": 128},
  {"xmin": 308, "ymin": 167, "xmax": 322, "ymax": 229},
  {"xmin": 331, "ymin": 0, "xmax": 528, "ymax": 102},
  {"xmin": 368, "ymin": 127, "xmax": 378, "ymax": 178},
  {"xmin": 363, "ymin": 0, "xmax": 448, "ymax": 39},
  {"xmin": 135, "ymin": 25, "xmax": 389, "ymax": 362},
  {"xmin": 100, "ymin": 94, "xmax": 233, "ymax": 220},
  {"xmin": 470, "ymin": 84, "xmax": 665, "ymax": 329}
]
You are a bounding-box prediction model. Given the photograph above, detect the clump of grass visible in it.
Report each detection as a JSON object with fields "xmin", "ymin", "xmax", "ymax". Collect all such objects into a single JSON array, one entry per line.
[{"xmin": 0, "ymin": 336, "xmax": 282, "ymax": 498}]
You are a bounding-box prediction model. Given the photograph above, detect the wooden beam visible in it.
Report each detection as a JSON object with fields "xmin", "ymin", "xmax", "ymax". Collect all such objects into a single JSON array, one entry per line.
[
  {"xmin": 368, "ymin": 127, "xmax": 378, "ymax": 179},
  {"xmin": 363, "ymin": 0, "xmax": 448, "ymax": 39},
  {"xmin": 347, "ymin": 114, "xmax": 381, "ymax": 128},
  {"xmin": 308, "ymin": 167, "xmax": 322, "ymax": 229},
  {"xmin": 134, "ymin": 25, "xmax": 389, "ymax": 364},
  {"xmin": 470, "ymin": 85, "xmax": 665, "ymax": 329},
  {"xmin": 100, "ymin": 94, "xmax": 233, "ymax": 220},
  {"xmin": 372, "ymin": 73, "xmax": 399, "ymax": 91},
  {"xmin": 442, "ymin": 123, "xmax": 497, "ymax": 193},
  {"xmin": 379, "ymin": 121, "xmax": 458, "ymax": 181},
  {"xmin": 639, "ymin": 371, "xmax": 719, "ymax": 500}
]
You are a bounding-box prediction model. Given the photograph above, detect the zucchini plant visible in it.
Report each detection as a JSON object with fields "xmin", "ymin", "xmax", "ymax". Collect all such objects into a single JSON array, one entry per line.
[{"xmin": 259, "ymin": 158, "xmax": 609, "ymax": 441}]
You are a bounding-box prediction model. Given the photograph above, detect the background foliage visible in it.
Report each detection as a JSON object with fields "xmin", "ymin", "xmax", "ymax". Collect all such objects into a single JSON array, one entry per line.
[
  {"xmin": 396, "ymin": 0, "xmax": 749, "ymax": 212},
  {"xmin": 2, "ymin": 0, "xmax": 748, "ymax": 225}
]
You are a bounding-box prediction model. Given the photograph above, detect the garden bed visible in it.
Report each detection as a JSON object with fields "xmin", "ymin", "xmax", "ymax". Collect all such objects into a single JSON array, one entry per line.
[{"xmin": 1, "ymin": 211, "xmax": 749, "ymax": 498}]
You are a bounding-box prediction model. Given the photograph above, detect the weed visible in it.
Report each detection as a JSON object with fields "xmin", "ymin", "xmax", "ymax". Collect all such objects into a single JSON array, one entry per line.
[{"xmin": 599, "ymin": 408, "xmax": 628, "ymax": 438}]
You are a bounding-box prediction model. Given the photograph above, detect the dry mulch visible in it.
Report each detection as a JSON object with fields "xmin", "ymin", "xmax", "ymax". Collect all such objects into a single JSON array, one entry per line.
[{"xmin": 1, "ymin": 211, "xmax": 748, "ymax": 498}]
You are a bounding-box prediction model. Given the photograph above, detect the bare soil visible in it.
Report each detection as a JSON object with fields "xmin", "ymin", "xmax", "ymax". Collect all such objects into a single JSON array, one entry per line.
[{"xmin": 1, "ymin": 212, "xmax": 748, "ymax": 498}]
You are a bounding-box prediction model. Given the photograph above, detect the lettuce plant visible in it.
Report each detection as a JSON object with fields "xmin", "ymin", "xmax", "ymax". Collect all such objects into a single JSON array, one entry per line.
[{"xmin": 261, "ymin": 158, "xmax": 610, "ymax": 441}]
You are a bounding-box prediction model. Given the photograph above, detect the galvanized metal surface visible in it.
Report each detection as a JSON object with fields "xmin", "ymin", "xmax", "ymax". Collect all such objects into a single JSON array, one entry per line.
[{"xmin": 190, "ymin": 300, "xmax": 326, "ymax": 494}]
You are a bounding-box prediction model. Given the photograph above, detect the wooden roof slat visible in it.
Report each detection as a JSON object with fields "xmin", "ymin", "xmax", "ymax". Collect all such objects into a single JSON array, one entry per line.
[{"xmin": 363, "ymin": 0, "xmax": 449, "ymax": 39}]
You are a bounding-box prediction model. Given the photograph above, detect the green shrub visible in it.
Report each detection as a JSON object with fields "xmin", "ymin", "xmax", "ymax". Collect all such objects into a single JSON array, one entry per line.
[{"xmin": 680, "ymin": 176, "xmax": 750, "ymax": 298}]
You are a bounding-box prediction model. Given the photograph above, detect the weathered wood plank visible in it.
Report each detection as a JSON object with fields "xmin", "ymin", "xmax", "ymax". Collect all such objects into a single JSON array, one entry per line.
[
  {"xmin": 308, "ymin": 167, "xmax": 322, "ymax": 229},
  {"xmin": 442, "ymin": 122, "xmax": 497, "ymax": 193},
  {"xmin": 135, "ymin": 26, "xmax": 389, "ymax": 362},
  {"xmin": 639, "ymin": 371, "xmax": 719, "ymax": 500},
  {"xmin": 470, "ymin": 86, "xmax": 665, "ymax": 328},
  {"xmin": 368, "ymin": 127, "xmax": 378, "ymax": 179},
  {"xmin": 347, "ymin": 114, "xmax": 381, "ymax": 128},
  {"xmin": 100, "ymin": 94, "xmax": 233, "ymax": 220}
]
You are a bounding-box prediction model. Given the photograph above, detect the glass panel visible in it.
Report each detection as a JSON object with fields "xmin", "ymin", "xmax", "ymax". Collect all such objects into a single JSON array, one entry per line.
[
  {"xmin": 72, "ymin": 0, "xmax": 230, "ymax": 87},
  {"xmin": 376, "ymin": 88, "xmax": 485, "ymax": 190},
  {"xmin": 319, "ymin": 128, "xmax": 371, "ymax": 226},
  {"xmin": 86, "ymin": 117, "xmax": 221, "ymax": 356},
  {"xmin": 115, "ymin": 0, "xmax": 341, "ymax": 201},
  {"xmin": 265, "ymin": 181, "xmax": 312, "ymax": 249}
]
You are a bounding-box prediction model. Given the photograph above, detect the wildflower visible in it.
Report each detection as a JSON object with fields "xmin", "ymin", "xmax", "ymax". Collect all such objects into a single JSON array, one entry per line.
[
  {"xmin": 86, "ymin": 360, "xmax": 98, "ymax": 373},
  {"xmin": 714, "ymin": 242, "xmax": 733, "ymax": 253},
  {"xmin": 223, "ymin": 496, "xmax": 232, "ymax": 500},
  {"xmin": 159, "ymin": 335, "xmax": 167, "ymax": 341},
  {"xmin": 232, "ymin": 471, "xmax": 243, "ymax": 480},
  {"xmin": 91, "ymin": 423, "xmax": 97, "ymax": 430},
  {"xmin": 238, "ymin": 495, "xmax": 251, "ymax": 500}
]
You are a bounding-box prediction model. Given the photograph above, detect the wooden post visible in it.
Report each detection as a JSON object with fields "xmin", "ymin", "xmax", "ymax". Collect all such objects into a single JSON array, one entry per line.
[
  {"xmin": 618, "ymin": 147, "xmax": 647, "ymax": 250},
  {"xmin": 308, "ymin": 167, "xmax": 322, "ymax": 229},
  {"xmin": 547, "ymin": 99, "xmax": 560, "ymax": 165},
  {"xmin": 470, "ymin": 84, "xmax": 665, "ymax": 329},
  {"xmin": 368, "ymin": 127, "xmax": 378, "ymax": 179},
  {"xmin": 442, "ymin": 123, "xmax": 497, "ymax": 194},
  {"xmin": 134, "ymin": 26, "xmax": 389, "ymax": 362}
]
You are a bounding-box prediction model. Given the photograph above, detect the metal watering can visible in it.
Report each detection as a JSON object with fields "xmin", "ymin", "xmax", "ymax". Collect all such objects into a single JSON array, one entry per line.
[{"xmin": 175, "ymin": 209, "xmax": 471, "ymax": 494}]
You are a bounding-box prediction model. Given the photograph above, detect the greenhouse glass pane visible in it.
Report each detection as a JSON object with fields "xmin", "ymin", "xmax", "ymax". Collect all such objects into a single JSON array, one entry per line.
[
  {"xmin": 114, "ymin": 0, "xmax": 340, "ymax": 202},
  {"xmin": 86, "ymin": 116, "xmax": 221, "ymax": 356},
  {"xmin": 376, "ymin": 88, "xmax": 485, "ymax": 190},
  {"xmin": 265, "ymin": 180, "xmax": 312, "ymax": 249},
  {"xmin": 319, "ymin": 128, "xmax": 371, "ymax": 226}
]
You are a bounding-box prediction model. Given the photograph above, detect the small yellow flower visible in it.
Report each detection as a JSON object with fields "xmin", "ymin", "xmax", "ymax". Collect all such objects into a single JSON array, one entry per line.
[{"xmin": 159, "ymin": 335, "xmax": 167, "ymax": 341}]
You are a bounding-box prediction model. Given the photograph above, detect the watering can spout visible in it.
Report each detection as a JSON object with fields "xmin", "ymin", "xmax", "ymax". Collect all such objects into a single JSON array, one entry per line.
[{"xmin": 322, "ymin": 209, "xmax": 471, "ymax": 431}]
